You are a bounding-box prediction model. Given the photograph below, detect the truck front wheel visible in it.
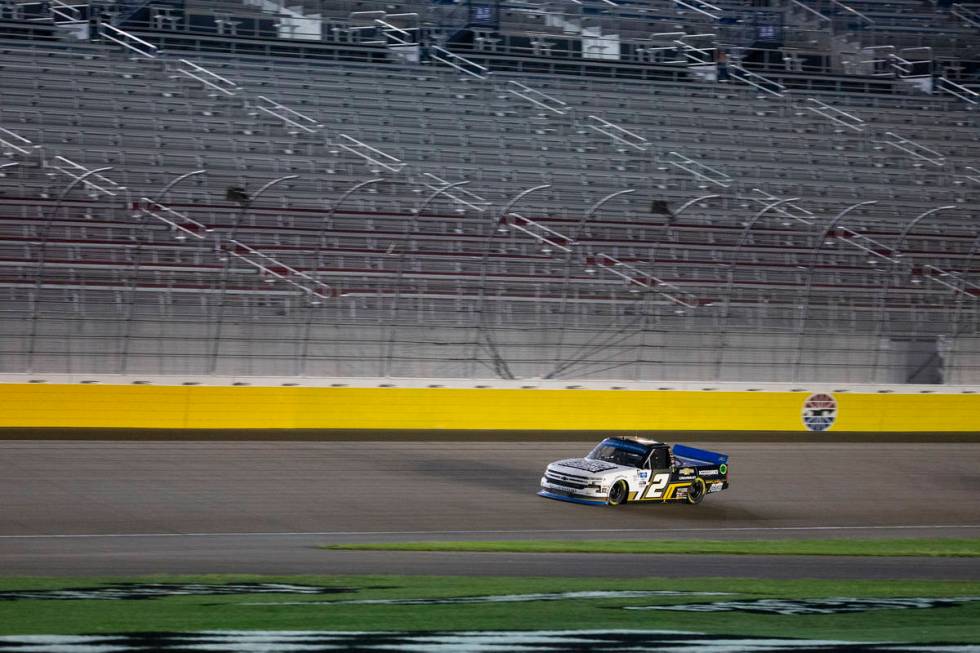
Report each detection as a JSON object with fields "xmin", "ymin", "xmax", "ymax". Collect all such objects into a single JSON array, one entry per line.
[{"xmin": 608, "ymin": 481, "xmax": 628, "ymax": 506}]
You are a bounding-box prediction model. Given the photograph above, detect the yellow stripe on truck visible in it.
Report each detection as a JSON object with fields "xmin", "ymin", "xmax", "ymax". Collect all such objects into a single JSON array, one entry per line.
[{"xmin": 0, "ymin": 385, "xmax": 977, "ymax": 431}]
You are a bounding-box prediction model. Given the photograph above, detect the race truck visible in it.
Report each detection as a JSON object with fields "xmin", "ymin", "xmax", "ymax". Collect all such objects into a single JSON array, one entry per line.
[{"xmin": 538, "ymin": 436, "xmax": 729, "ymax": 506}]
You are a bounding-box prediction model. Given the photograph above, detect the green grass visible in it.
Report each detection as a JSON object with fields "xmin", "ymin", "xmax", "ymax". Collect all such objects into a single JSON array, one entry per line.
[
  {"xmin": 322, "ymin": 538, "xmax": 980, "ymax": 557},
  {"xmin": 0, "ymin": 575, "xmax": 979, "ymax": 642}
]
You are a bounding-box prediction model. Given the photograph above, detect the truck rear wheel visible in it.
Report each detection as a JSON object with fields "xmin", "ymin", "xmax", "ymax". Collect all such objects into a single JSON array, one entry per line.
[{"xmin": 686, "ymin": 478, "xmax": 706, "ymax": 505}]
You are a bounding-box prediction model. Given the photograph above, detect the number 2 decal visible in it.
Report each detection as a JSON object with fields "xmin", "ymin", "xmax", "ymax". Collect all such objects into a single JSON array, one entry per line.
[{"xmin": 642, "ymin": 473, "xmax": 670, "ymax": 499}]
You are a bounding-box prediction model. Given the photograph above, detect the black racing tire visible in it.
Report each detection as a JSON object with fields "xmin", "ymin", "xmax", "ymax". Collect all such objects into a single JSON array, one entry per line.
[
  {"xmin": 687, "ymin": 478, "xmax": 707, "ymax": 505},
  {"xmin": 607, "ymin": 480, "xmax": 629, "ymax": 506}
]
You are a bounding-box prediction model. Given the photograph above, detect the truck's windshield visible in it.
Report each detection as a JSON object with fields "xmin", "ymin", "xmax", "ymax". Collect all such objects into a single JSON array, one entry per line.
[{"xmin": 586, "ymin": 438, "xmax": 651, "ymax": 468}]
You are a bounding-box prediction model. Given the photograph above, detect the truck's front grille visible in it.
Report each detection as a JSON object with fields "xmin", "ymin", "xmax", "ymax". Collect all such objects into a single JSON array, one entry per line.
[{"xmin": 545, "ymin": 473, "xmax": 589, "ymax": 490}]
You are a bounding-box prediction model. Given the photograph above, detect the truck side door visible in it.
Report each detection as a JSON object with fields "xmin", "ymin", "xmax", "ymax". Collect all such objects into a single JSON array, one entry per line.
[{"xmin": 639, "ymin": 446, "xmax": 672, "ymax": 500}]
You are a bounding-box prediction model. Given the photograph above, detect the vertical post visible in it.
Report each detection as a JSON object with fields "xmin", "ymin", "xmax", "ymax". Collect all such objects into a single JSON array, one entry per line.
[
  {"xmin": 151, "ymin": 169, "xmax": 206, "ymax": 204},
  {"xmin": 573, "ymin": 189, "xmax": 636, "ymax": 241},
  {"xmin": 26, "ymin": 166, "xmax": 115, "ymax": 373},
  {"xmin": 714, "ymin": 197, "xmax": 801, "ymax": 379},
  {"xmin": 869, "ymin": 205, "xmax": 956, "ymax": 382},
  {"xmin": 208, "ymin": 175, "xmax": 300, "ymax": 375},
  {"xmin": 792, "ymin": 201, "xmax": 877, "ymax": 382},
  {"xmin": 470, "ymin": 185, "xmax": 553, "ymax": 379},
  {"xmin": 415, "ymin": 180, "xmax": 471, "ymax": 217},
  {"xmin": 672, "ymin": 194, "xmax": 720, "ymax": 218},
  {"xmin": 378, "ymin": 180, "xmax": 474, "ymax": 378},
  {"xmin": 941, "ymin": 229, "xmax": 980, "ymax": 383},
  {"xmin": 547, "ymin": 189, "xmax": 637, "ymax": 380},
  {"xmin": 120, "ymin": 170, "xmax": 207, "ymax": 374},
  {"xmin": 300, "ymin": 177, "xmax": 389, "ymax": 377},
  {"xmin": 328, "ymin": 177, "xmax": 384, "ymax": 221}
]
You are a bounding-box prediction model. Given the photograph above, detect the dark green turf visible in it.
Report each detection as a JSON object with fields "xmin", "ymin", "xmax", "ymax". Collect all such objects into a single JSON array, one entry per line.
[{"xmin": 1, "ymin": 575, "xmax": 979, "ymax": 642}]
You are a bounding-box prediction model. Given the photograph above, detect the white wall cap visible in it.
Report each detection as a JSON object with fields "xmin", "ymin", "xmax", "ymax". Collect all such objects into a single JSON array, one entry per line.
[{"xmin": 0, "ymin": 374, "xmax": 977, "ymax": 395}]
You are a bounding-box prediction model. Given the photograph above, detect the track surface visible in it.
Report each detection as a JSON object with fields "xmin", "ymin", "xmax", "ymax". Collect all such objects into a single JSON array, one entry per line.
[{"xmin": 1, "ymin": 440, "xmax": 979, "ymax": 578}]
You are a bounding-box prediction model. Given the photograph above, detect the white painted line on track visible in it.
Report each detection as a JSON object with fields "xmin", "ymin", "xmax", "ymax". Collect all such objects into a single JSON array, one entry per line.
[{"xmin": 3, "ymin": 524, "xmax": 980, "ymax": 540}]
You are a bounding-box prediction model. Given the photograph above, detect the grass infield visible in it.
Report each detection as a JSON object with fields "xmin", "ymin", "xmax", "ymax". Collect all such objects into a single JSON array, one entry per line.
[
  {"xmin": 321, "ymin": 537, "xmax": 980, "ymax": 557},
  {"xmin": 0, "ymin": 575, "xmax": 979, "ymax": 642}
]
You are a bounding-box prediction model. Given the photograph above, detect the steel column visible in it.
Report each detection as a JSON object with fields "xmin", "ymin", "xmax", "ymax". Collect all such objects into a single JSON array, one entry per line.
[
  {"xmin": 791, "ymin": 200, "xmax": 878, "ymax": 382},
  {"xmin": 713, "ymin": 197, "xmax": 801, "ymax": 379}
]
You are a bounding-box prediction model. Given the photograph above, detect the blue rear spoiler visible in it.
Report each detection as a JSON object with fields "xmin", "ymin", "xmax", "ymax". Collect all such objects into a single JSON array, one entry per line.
[{"xmin": 672, "ymin": 444, "xmax": 728, "ymax": 466}]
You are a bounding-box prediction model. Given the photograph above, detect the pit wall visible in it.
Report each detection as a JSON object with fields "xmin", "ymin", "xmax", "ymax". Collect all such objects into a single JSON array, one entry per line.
[{"xmin": 1, "ymin": 375, "xmax": 978, "ymax": 431}]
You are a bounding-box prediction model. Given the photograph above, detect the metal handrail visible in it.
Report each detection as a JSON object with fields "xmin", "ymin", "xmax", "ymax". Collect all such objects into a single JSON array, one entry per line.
[
  {"xmin": 50, "ymin": 0, "xmax": 81, "ymax": 23},
  {"xmin": 952, "ymin": 3, "xmax": 980, "ymax": 27},
  {"xmin": 673, "ymin": 0, "xmax": 720, "ymax": 20},
  {"xmin": 789, "ymin": 0, "xmax": 831, "ymax": 23},
  {"xmin": 586, "ymin": 115, "xmax": 649, "ymax": 151},
  {"xmin": 829, "ymin": 0, "xmax": 874, "ymax": 25},
  {"xmin": 431, "ymin": 46, "xmax": 488, "ymax": 79},
  {"xmin": 176, "ymin": 59, "xmax": 241, "ymax": 96},
  {"xmin": 803, "ymin": 98, "xmax": 865, "ymax": 132},
  {"xmin": 255, "ymin": 96, "xmax": 323, "ymax": 133},
  {"xmin": 506, "ymin": 81, "xmax": 569, "ymax": 116},
  {"xmin": 98, "ymin": 23, "xmax": 158, "ymax": 58},
  {"xmin": 937, "ymin": 77, "xmax": 980, "ymax": 104},
  {"xmin": 421, "ymin": 173, "xmax": 489, "ymax": 213},
  {"xmin": 877, "ymin": 132, "xmax": 946, "ymax": 167},
  {"xmin": 337, "ymin": 134, "xmax": 405, "ymax": 173},
  {"xmin": 666, "ymin": 152, "xmax": 732, "ymax": 188},
  {"xmin": 0, "ymin": 125, "xmax": 37, "ymax": 157},
  {"xmin": 113, "ymin": 0, "xmax": 158, "ymax": 27},
  {"xmin": 729, "ymin": 65, "xmax": 785, "ymax": 97},
  {"xmin": 49, "ymin": 156, "xmax": 126, "ymax": 197}
]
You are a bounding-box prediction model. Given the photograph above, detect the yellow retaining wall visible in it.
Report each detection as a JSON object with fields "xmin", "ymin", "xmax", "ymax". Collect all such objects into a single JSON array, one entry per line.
[{"xmin": 1, "ymin": 384, "xmax": 978, "ymax": 431}]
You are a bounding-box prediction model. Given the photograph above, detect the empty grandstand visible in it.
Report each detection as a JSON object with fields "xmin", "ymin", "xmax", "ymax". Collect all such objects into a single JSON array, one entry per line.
[{"xmin": 0, "ymin": 0, "xmax": 977, "ymax": 383}]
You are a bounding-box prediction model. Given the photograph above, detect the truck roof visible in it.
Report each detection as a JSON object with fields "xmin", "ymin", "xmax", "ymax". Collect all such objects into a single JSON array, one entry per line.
[{"xmin": 614, "ymin": 435, "xmax": 662, "ymax": 446}]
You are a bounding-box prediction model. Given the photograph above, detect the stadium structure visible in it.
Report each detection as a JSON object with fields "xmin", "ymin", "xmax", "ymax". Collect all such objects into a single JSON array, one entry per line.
[{"xmin": 0, "ymin": 0, "xmax": 978, "ymax": 384}]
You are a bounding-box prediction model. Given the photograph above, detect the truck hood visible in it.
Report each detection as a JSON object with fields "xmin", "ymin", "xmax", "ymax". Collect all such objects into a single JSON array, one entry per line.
[{"xmin": 549, "ymin": 457, "xmax": 631, "ymax": 479}]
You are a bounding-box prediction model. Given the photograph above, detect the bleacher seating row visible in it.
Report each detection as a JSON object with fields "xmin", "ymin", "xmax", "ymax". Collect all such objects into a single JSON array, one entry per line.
[{"xmin": 0, "ymin": 0, "xmax": 977, "ymax": 381}]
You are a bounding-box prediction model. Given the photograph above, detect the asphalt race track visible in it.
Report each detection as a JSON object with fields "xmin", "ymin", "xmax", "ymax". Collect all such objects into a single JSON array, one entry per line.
[{"xmin": 1, "ymin": 440, "xmax": 979, "ymax": 578}]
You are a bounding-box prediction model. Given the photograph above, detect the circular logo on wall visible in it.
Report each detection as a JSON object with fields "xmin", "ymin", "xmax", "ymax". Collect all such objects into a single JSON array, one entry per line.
[{"xmin": 802, "ymin": 393, "xmax": 837, "ymax": 431}]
